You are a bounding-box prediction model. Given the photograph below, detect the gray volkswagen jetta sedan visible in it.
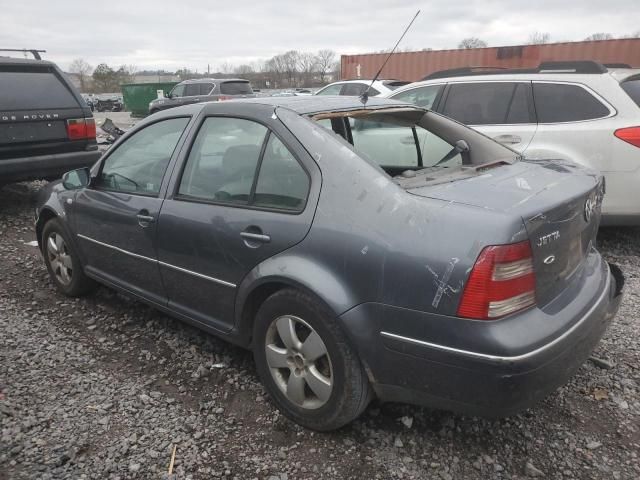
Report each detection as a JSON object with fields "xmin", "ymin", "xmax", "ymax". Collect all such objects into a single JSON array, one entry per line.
[{"xmin": 35, "ymin": 96, "xmax": 624, "ymax": 430}]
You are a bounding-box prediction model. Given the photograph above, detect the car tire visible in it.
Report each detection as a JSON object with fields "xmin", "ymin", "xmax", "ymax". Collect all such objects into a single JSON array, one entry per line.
[
  {"xmin": 253, "ymin": 288, "xmax": 372, "ymax": 431},
  {"xmin": 42, "ymin": 219, "xmax": 96, "ymax": 297}
]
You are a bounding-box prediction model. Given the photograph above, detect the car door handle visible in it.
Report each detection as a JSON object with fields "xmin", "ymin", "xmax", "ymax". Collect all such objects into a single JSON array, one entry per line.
[
  {"xmin": 240, "ymin": 231, "xmax": 271, "ymax": 243},
  {"xmin": 494, "ymin": 134, "xmax": 522, "ymax": 145},
  {"xmin": 136, "ymin": 213, "xmax": 155, "ymax": 227}
]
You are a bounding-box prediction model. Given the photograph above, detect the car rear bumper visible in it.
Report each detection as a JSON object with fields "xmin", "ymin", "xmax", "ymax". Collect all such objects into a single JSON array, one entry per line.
[
  {"xmin": 0, "ymin": 149, "xmax": 102, "ymax": 183},
  {"xmin": 339, "ymin": 255, "xmax": 624, "ymax": 417}
]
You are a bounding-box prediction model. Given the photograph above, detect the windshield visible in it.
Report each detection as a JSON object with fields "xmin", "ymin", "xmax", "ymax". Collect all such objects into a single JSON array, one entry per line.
[{"xmin": 220, "ymin": 81, "xmax": 253, "ymax": 95}]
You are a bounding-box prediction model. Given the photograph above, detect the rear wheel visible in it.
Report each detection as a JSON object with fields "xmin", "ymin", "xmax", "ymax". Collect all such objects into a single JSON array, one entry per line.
[
  {"xmin": 253, "ymin": 289, "xmax": 372, "ymax": 431},
  {"xmin": 42, "ymin": 219, "xmax": 96, "ymax": 296}
]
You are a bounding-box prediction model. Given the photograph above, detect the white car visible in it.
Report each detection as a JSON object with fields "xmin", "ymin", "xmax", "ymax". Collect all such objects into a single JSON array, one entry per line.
[
  {"xmin": 315, "ymin": 79, "xmax": 408, "ymax": 97},
  {"xmin": 385, "ymin": 61, "xmax": 640, "ymax": 225}
]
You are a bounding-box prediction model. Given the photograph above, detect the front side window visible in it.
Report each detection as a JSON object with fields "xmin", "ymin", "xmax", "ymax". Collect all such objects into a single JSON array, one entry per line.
[
  {"xmin": 316, "ymin": 83, "xmax": 343, "ymax": 95},
  {"xmin": 441, "ymin": 82, "xmax": 532, "ymax": 125},
  {"xmin": 179, "ymin": 117, "xmax": 267, "ymax": 204},
  {"xmin": 392, "ymin": 84, "xmax": 443, "ymax": 109},
  {"xmin": 96, "ymin": 117, "xmax": 190, "ymax": 195},
  {"xmin": 170, "ymin": 84, "xmax": 185, "ymax": 98},
  {"xmin": 184, "ymin": 83, "xmax": 201, "ymax": 97},
  {"xmin": 342, "ymin": 83, "xmax": 368, "ymax": 96},
  {"xmin": 533, "ymin": 83, "xmax": 610, "ymax": 123}
]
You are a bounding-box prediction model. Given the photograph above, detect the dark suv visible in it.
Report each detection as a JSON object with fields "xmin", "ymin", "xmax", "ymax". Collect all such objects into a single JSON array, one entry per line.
[
  {"xmin": 148, "ymin": 78, "xmax": 255, "ymax": 114},
  {"xmin": 0, "ymin": 50, "xmax": 101, "ymax": 185}
]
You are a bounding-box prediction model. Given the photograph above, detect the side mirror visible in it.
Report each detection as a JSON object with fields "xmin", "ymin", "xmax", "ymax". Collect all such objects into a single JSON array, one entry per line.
[{"xmin": 62, "ymin": 167, "xmax": 91, "ymax": 190}]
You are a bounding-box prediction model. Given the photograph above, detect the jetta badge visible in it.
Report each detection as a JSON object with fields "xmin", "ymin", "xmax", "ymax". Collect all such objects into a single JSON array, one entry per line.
[
  {"xmin": 536, "ymin": 230, "xmax": 560, "ymax": 247},
  {"xmin": 584, "ymin": 196, "xmax": 596, "ymax": 223}
]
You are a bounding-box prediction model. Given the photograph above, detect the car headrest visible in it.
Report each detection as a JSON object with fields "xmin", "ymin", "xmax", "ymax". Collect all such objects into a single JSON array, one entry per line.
[{"xmin": 222, "ymin": 145, "xmax": 260, "ymax": 174}]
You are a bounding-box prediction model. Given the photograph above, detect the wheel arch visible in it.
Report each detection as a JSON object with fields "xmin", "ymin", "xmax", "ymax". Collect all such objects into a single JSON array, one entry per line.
[{"xmin": 234, "ymin": 258, "xmax": 360, "ymax": 348}]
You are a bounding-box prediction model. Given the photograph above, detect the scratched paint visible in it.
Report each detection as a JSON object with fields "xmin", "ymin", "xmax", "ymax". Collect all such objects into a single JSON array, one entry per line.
[{"xmin": 427, "ymin": 257, "xmax": 460, "ymax": 309}]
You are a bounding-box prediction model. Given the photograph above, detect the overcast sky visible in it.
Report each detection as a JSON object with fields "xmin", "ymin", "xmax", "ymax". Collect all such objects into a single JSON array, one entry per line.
[{"xmin": 1, "ymin": 0, "xmax": 638, "ymax": 72}]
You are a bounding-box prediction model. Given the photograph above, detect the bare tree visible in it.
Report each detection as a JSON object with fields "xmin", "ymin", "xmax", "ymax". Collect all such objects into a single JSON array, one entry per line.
[
  {"xmin": 458, "ymin": 37, "xmax": 488, "ymax": 49},
  {"xmin": 69, "ymin": 58, "xmax": 93, "ymax": 92},
  {"xmin": 234, "ymin": 64, "xmax": 254, "ymax": 75},
  {"xmin": 315, "ymin": 49, "xmax": 335, "ymax": 83},
  {"xmin": 297, "ymin": 52, "xmax": 317, "ymax": 85},
  {"xmin": 585, "ymin": 33, "xmax": 613, "ymax": 41},
  {"xmin": 218, "ymin": 62, "xmax": 235, "ymax": 74},
  {"xmin": 527, "ymin": 31, "xmax": 552, "ymax": 45}
]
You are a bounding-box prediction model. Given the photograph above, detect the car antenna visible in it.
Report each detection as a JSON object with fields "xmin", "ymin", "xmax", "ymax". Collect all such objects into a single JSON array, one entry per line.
[{"xmin": 360, "ymin": 9, "xmax": 420, "ymax": 104}]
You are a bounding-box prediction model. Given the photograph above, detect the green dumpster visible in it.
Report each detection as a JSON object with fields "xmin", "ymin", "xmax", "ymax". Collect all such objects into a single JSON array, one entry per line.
[{"xmin": 121, "ymin": 82, "xmax": 178, "ymax": 117}]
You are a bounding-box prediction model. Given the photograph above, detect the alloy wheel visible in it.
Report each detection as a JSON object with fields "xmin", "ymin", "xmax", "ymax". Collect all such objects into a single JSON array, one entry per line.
[
  {"xmin": 46, "ymin": 232, "xmax": 73, "ymax": 286},
  {"xmin": 265, "ymin": 315, "xmax": 333, "ymax": 409}
]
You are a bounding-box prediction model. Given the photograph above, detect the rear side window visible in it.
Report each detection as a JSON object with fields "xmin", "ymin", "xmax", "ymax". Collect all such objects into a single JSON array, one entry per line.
[
  {"xmin": 316, "ymin": 83, "xmax": 343, "ymax": 95},
  {"xmin": 199, "ymin": 83, "xmax": 214, "ymax": 95},
  {"xmin": 0, "ymin": 68, "xmax": 78, "ymax": 110},
  {"xmin": 441, "ymin": 82, "xmax": 532, "ymax": 125},
  {"xmin": 253, "ymin": 135, "xmax": 309, "ymax": 210},
  {"xmin": 392, "ymin": 85, "xmax": 443, "ymax": 109},
  {"xmin": 220, "ymin": 81, "xmax": 253, "ymax": 95},
  {"xmin": 620, "ymin": 79, "xmax": 640, "ymax": 107},
  {"xmin": 533, "ymin": 83, "xmax": 610, "ymax": 123}
]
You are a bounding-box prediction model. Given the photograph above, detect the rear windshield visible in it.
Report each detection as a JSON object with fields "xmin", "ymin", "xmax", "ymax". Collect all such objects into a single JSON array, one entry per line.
[
  {"xmin": 0, "ymin": 67, "xmax": 78, "ymax": 110},
  {"xmin": 383, "ymin": 81, "xmax": 410, "ymax": 90},
  {"xmin": 220, "ymin": 81, "xmax": 253, "ymax": 95},
  {"xmin": 621, "ymin": 78, "xmax": 640, "ymax": 107}
]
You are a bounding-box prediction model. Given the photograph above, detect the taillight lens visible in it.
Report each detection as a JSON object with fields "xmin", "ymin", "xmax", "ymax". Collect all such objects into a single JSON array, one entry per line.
[
  {"xmin": 66, "ymin": 118, "xmax": 96, "ymax": 140},
  {"xmin": 457, "ymin": 241, "xmax": 536, "ymax": 320},
  {"xmin": 614, "ymin": 126, "xmax": 640, "ymax": 148},
  {"xmin": 218, "ymin": 95, "xmax": 233, "ymax": 101}
]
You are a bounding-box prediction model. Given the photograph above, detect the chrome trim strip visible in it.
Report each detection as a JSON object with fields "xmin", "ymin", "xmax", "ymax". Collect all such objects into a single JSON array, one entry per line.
[
  {"xmin": 381, "ymin": 269, "xmax": 611, "ymax": 363},
  {"xmin": 158, "ymin": 261, "xmax": 236, "ymax": 288},
  {"xmin": 77, "ymin": 234, "xmax": 156, "ymax": 263},
  {"xmin": 77, "ymin": 234, "xmax": 236, "ymax": 288}
]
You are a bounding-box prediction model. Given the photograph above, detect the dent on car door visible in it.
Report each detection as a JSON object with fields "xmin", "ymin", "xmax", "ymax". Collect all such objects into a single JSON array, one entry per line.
[
  {"xmin": 439, "ymin": 82, "xmax": 537, "ymax": 151},
  {"xmin": 156, "ymin": 114, "xmax": 317, "ymax": 332},
  {"xmin": 72, "ymin": 117, "xmax": 191, "ymax": 304}
]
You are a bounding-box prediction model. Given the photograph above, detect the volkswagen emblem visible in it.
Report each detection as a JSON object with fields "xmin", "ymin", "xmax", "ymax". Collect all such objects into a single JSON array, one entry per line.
[{"xmin": 584, "ymin": 196, "xmax": 596, "ymax": 223}]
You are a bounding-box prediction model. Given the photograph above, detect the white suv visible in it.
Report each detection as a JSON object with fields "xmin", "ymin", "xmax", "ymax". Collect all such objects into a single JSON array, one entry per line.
[
  {"xmin": 315, "ymin": 79, "xmax": 408, "ymax": 97},
  {"xmin": 385, "ymin": 61, "xmax": 640, "ymax": 225}
]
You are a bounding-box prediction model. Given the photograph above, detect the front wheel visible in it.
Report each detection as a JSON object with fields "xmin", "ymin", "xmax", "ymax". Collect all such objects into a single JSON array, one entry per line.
[
  {"xmin": 42, "ymin": 219, "xmax": 96, "ymax": 297},
  {"xmin": 253, "ymin": 289, "xmax": 372, "ymax": 431}
]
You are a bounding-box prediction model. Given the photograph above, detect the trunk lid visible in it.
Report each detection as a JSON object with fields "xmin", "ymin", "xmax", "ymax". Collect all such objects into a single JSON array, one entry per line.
[{"xmin": 404, "ymin": 159, "xmax": 604, "ymax": 305}]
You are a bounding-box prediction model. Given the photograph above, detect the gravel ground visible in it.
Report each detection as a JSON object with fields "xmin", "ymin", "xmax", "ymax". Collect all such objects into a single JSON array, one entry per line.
[{"xmin": 1, "ymin": 181, "xmax": 638, "ymax": 480}]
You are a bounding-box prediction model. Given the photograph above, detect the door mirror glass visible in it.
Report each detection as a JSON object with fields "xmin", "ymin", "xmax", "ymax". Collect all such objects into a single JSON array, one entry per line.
[{"xmin": 62, "ymin": 167, "xmax": 91, "ymax": 190}]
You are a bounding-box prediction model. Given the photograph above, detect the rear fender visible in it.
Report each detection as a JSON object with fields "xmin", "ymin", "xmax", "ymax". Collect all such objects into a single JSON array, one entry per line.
[{"xmin": 234, "ymin": 254, "xmax": 358, "ymax": 344}]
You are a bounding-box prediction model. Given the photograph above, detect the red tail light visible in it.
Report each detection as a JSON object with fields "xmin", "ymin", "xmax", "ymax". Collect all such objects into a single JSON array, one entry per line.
[
  {"xmin": 614, "ymin": 126, "xmax": 640, "ymax": 148},
  {"xmin": 218, "ymin": 95, "xmax": 233, "ymax": 101},
  {"xmin": 457, "ymin": 241, "xmax": 536, "ymax": 320},
  {"xmin": 66, "ymin": 118, "xmax": 96, "ymax": 140}
]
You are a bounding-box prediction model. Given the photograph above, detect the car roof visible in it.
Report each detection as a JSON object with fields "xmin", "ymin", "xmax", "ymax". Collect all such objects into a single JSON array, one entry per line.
[
  {"xmin": 0, "ymin": 56, "xmax": 55, "ymax": 67},
  {"xmin": 153, "ymin": 95, "xmax": 421, "ymax": 118},
  {"xmin": 393, "ymin": 68, "xmax": 640, "ymax": 93},
  {"xmin": 180, "ymin": 78, "xmax": 249, "ymax": 84}
]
